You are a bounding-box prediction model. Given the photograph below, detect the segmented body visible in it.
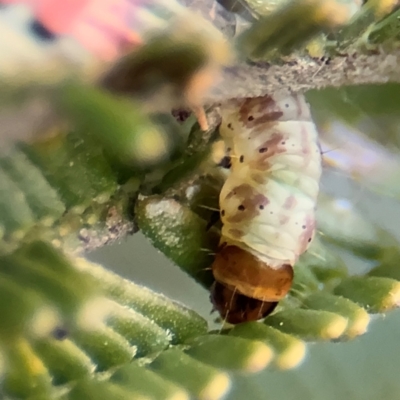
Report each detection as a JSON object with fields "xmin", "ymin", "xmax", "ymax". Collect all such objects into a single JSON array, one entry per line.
[{"xmin": 211, "ymin": 94, "xmax": 322, "ymax": 323}]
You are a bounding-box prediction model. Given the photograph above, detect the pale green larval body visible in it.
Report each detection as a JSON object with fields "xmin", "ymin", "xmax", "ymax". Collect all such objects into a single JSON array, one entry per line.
[{"xmin": 218, "ymin": 94, "xmax": 322, "ymax": 269}]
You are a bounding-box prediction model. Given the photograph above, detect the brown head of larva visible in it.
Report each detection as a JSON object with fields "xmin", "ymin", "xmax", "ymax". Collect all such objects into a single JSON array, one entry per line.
[
  {"xmin": 210, "ymin": 282, "xmax": 278, "ymax": 324},
  {"xmin": 212, "ymin": 245, "xmax": 294, "ymax": 301},
  {"xmin": 210, "ymin": 245, "xmax": 294, "ymax": 323}
]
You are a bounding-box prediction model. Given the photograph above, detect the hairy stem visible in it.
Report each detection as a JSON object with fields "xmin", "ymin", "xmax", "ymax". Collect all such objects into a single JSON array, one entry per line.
[{"xmin": 208, "ymin": 48, "xmax": 400, "ymax": 102}]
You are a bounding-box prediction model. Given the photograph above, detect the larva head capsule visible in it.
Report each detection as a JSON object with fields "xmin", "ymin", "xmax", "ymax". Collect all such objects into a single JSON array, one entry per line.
[
  {"xmin": 210, "ymin": 281, "xmax": 278, "ymax": 324},
  {"xmin": 211, "ymin": 245, "xmax": 294, "ymax": 323}
]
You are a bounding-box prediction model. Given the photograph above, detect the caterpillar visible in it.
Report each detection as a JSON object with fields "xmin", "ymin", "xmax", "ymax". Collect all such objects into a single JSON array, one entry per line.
[{"xmin": 211, "ymin": 94, "xmax": 322, "ymax": 324}]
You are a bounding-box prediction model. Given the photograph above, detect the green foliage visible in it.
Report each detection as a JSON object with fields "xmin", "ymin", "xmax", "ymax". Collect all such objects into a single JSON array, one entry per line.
[
  {"xmin": 235, "ymin": 0, "xmax": 398, "ymax": 60},
  {"xmin": 1, "ymin": 1, "xmax": 400, "ymax": 399},
  {"xmin": 4, "ymin": 90, "xmax": 397, "ymax": 398},
  {"xmin": 2, "ymin": 81, "xmax": 400, "ymax": 399}
]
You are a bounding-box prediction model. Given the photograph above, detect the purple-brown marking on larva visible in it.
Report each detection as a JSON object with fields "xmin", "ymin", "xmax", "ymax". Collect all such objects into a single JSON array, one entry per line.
[
  {"xmin": 210, "ymin": 282, "xmax": 278, "ymax": 324},
  {"xmin": 250, "ymin": 173, "xmax": 267, "ymax": 186},
  {"xmin": 255, "ymin": 110, "xmax": 285, "ymax": 125},
  {"xmin": 238, "ymin": 96, "xmax": 274, "ymax": 121},
  {"xmin": 227, "ymin": 228, "xmax": 245, "ymax": 240},
  {"xmin": 212, "ymin": 245, "xmax": 294, "ymax": 301},
  {"xmin": 238, "ymin": 96, "xmax": 284, "ymax": 128},
  {"xmin": 279, "ymin": 215, "xmax": 290, "ymax": 225},
  {"xmin": 283, "ymin": 195, "xmax": 297, "ymax": 210},
  {"xmin": 299, "ymin": 124, "xmax": 317, "ymax": 172},
  {"xmin": 223, "ymin": 184, "xmax": 270, "ymax": 224},
  {"xmin": 248, "ymin": 132, "xmax": 288, "ymax": 171}
]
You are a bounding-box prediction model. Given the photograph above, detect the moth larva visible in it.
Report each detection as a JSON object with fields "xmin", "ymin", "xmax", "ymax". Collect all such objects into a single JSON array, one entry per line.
[{"xmin": 211, "ymin": 94, "xmax": 322, "ymax": 324}]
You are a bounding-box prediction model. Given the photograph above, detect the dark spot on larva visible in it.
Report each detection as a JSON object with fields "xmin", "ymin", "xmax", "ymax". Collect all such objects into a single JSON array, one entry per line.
[
  {"xmin": 259, "ymin": 147, "xmax": 268, "ymax": 153},
  {"xmin": 270, "ymin": 211, "xmax": 273, "ymax": 214},
  {"xmin": 302, "ymin": 225, "xmax": 306, "ymax": 229},
  {"xmin": 224, "ymin": 184, "xmax": 270, "ymax": 224},
  {"xmin": 227, "ymin": 123, "xmax": 233, "ymax": 130},
  {"xmin": 221, "ymin": 210, "xmax": 225, "ymax": 216},
  {"xmin": 285, "ymin": 104, "xmax": 289, "ymax": 108},
  {"xmin": 281, "ymin": 141, "xmax": 286, "ymax": 145},
  {"xmin": 259, "ymin": 205, "xmax": 264, "ymax": 210},
  {"xmin": 239, "ymin": 155, "xmax": 244, "ymax": 163},
  {"xmin": 248, "ymin": 115, "xmax": 254, "ymax": 121},
  {"xmin": 308, "ymin": 237, "xmax": 312, "ymax": 242},
  {"xmin": 228, "ymin": 228, "xmax": 245, "ymax": 238}
]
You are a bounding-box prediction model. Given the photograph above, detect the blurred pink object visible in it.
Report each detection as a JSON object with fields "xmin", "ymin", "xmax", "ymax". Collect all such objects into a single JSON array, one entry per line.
[{"xmin": 2, "ymin": 0, "xmax": 144, "ymax": 59}]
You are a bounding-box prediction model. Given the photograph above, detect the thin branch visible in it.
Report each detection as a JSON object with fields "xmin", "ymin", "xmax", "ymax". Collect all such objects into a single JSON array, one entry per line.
[
  {"xmin": 207, "ymin": 48, "xmax": 400, "ymax": 102},
  {"xmin": 183, "ymin": 0, "xmax": 400, "ymax": 100}
]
